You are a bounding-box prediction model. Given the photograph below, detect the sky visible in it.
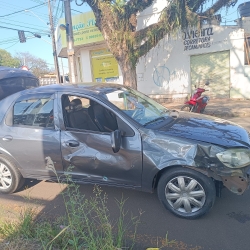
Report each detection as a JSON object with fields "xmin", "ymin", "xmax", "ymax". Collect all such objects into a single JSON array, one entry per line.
[
  {"xmin": 0, "ymin": 0, "xmax": 91, "ymax": 73},
  {"xmin": 0, "ymin": 0, "xmax": 248, "ymax": 73}
]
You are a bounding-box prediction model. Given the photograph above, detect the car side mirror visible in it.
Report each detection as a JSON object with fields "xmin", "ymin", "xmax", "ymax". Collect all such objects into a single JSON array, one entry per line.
[{"xmin": 111, "ymin": 130, "xmax": 121, "ymax": 153}]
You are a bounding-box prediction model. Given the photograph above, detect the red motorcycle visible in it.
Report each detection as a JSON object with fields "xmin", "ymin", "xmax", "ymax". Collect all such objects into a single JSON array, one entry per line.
[{"xmin": 181, "ymin": 82, "xmax": 210, "ymax": 113}]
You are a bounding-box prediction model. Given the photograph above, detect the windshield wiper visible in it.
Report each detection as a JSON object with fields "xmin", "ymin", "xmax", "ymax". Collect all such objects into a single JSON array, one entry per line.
[{"xmin": 143, "ymin": 117, "xmax": 165, "ymax": 126}]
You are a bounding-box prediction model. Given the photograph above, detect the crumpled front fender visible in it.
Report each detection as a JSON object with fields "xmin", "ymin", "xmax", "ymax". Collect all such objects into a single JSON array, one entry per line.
[{"xmin": 139, "ymin": 128, "xmax": 250, "ymax": 195}]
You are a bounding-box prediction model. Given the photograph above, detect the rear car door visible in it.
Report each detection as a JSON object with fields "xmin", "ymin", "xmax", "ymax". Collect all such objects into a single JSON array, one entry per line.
[
  {"xmin": 0, "ymin": 93, "xmax": 63, "ymax": 178},
  {"xmin": 58, "ymin": 93, "xmax": 143, "ymax": 188}
]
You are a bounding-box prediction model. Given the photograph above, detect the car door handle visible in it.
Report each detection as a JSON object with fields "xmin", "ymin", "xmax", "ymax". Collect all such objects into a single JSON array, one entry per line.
[
  {"xmin": 2, "ymin": 136, "xmax": 13, "ymax": 142},
  {"xmin": 65, "ymin": 140, "xmax": 79, "ymax": 147}
]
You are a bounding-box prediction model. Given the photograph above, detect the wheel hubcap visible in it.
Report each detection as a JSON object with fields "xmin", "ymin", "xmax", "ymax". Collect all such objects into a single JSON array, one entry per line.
[
  {"xmin": 0, "ymin": 163, "xmax": 12, "ymax": 190},
  {"xmin": 165, "ymin": 176, "xmax": 206, "ymax": 213}
]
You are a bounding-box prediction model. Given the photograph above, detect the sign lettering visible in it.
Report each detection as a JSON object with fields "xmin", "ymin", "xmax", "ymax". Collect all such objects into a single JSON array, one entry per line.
[{"xmin": 183, "ymin": 27, "xmax": 214, "ymax": 51}]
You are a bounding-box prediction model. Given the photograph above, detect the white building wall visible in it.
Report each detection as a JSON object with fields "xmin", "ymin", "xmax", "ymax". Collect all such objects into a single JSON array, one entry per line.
[
  {"xmin": 136, "ymin": 0, "xmax": 250, "ymax": 99},
  {"xmin": 79, "ymin": 50, "xmax": 92, "ymax": 82},
  {"xmin": 137, "ymin": 34, "xmax": 189, "ymax": 99},
  {"xmin": 137, "ymin": 0, "xmax": 168, "ymax": 31}
]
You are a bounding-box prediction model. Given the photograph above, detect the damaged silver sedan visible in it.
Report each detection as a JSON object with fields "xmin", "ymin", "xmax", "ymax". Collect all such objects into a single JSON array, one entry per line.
[{"xmin": 0, "ymin": 84, "xmax": 249, "ymax": 219}]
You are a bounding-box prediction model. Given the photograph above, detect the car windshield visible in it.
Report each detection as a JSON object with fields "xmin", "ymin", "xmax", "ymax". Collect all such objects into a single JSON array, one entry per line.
[{"xmin": 105, "ymin": 87, "xmax": 169, "ymax": 126}]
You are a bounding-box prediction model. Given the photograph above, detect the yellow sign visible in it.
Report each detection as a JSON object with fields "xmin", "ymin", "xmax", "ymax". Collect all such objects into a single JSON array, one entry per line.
[
  {"xmin": 58, "ymin": 11, "xmax": 104, "ymax": 47},
  {"xmin": 91, "ymin": 49, "xmax": 119, "ymax": 82}
]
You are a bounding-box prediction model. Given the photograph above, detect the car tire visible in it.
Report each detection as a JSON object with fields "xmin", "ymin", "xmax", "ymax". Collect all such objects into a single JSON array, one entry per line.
[
  {"xmin": 157, "ymin": 167, "xmax": 216, "ymax": 219},
  {"xmin": 0, "ymin": 155, "xmax": 25, "ymax": 194}
]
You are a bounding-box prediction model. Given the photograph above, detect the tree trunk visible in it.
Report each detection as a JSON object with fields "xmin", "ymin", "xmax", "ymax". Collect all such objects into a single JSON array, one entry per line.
[{"xmin": 118, "ymin": 59, "xmax": 137, "ymax": 89}]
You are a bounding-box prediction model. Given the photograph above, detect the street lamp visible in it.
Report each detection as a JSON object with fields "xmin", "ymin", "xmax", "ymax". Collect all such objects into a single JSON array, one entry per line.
[
  {"xmin": 59, "ymin": 24, "xmax": 68, "ymax": 32},
  {"xmin": 24, "ymin": 9, "xmax": 49, "ymax": 26}
]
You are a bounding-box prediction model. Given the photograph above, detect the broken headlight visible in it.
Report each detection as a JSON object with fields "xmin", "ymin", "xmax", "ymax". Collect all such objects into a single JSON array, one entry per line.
[{"xmin": 216, "ymin": 148, "xmax": 250, "ymax": 168}]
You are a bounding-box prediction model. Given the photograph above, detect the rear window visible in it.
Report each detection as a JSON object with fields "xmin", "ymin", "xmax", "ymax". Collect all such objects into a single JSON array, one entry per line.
[{"xmin": 0, "ymin": 77, "xmax": 39, "ymax": 100}]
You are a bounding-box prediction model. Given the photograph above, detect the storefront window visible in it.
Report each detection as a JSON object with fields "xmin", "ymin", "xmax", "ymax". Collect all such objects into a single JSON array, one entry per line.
[{"xmin": 245, "ymin": 34, "xmax": 250, "ymax": 65}]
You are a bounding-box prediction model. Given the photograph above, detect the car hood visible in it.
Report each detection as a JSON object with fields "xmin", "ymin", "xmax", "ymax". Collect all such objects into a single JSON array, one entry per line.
[{"xmin": 157, "ymin": 112, "xmax": 250, "ymax": 148}]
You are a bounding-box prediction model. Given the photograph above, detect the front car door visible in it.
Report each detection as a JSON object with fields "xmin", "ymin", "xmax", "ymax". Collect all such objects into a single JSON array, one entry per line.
[{"xmin": 58, "ymin": 92, "xmax": 143, "ymax": 188}]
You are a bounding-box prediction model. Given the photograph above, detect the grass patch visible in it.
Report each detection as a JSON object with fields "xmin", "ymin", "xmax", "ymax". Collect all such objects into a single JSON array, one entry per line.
[{"xmin": 0, "ymin": 182, "xmax": 143, "ymax": 250}]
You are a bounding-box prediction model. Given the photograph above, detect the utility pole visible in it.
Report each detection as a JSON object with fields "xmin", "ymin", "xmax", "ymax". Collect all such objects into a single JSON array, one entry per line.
[
  {"xmin": 60, "ymin": 57, "xmax": 65, "ymax": 83},
  {"xmin": 48, "ymin": 0, "xmax": 61, "ymax": 83},
  {"xmin": 64, "ymin": 0, "xmax": 77, "ymax": 83}
]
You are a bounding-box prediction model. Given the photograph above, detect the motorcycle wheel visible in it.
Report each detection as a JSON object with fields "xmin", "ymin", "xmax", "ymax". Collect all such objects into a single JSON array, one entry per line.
[
  {"xmin": 181, "ymin": 104, "xmax": 195, "ymax": 112},
  {"xmin": 200, "ymin": 108, "xmax": 205, "ymax": 114}
]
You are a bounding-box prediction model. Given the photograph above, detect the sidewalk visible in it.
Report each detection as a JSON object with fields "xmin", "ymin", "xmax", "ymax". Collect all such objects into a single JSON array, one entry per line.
[{"xmin": 163, "ymin": 99, "xmax": 250, "ymax": 118}]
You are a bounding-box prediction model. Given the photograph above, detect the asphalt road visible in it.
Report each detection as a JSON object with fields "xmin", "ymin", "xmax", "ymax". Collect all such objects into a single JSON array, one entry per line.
[{"xmin": 1, "ymin": 117, "xmax": 250, "ymax": 250}]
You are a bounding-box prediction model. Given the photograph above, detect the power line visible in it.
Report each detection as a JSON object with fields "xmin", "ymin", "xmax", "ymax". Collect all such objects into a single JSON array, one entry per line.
[
  {"xmin": 3, "ymin": 41, "xmax": 20, "ymax": 49},
  {"xmin": 0, "ymin": 21, "xmax": 50, "ymax": 35},
  {"xmin": 0, "ymin": 33, "xmax": 51, "ymax": 46},
  {"xmin": 0, "ymin": 39, "xmax": 20, "ymax": 45},
  {"xmin": 0, "ymin": 35, "xmax": 36, "ymax": 45},
  {"xmin": 0, "ymin": 5, "xmax": 48, "ymax": 18},
  {"xmin": 1, "ymin": 18, "xmax": 49, "ymax": 30},
  {"xmin": 1, "ymin": 7, "xmax": 49, "ymax": 20},
  {"xmin": 54, "ymin": 0, "xmax": 61, "ymax": 20},
  {"xmin": 0, "ymin": 3, "xmax": 46, "ymax": 18},
  {"xmin": 0, "ymin": 25, "xmax": 43, "ymax": 38},
  {"xmin": 0, "ymin": 36, "xmax": 19, "ymax": 42},
  {"xmin": 53, "ymin": 0, "xmax": 63, "ymax": 27},
  {"xmin": 29, "ymin": 0, "xmax": 46, "ymax": 5},
  {"xmin": 71, "ymin": 9, "xmax": 82, "ymax": 13},
  {"xmin": 221, "ymin": 6, "xmax": 250, "ymax": 19}
]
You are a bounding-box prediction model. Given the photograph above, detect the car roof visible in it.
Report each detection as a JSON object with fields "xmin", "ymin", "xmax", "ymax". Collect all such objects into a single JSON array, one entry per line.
[
  {"xmin": 18, "ymin": 83, "xmax": 127, "ymax": 97},
  {"xmin": 0, "ymin": 83, "xmax": 127, "ymax": 121},
  {"xmin": 0, "ymin": 67, "xmax": 38, "ymax": 80}
]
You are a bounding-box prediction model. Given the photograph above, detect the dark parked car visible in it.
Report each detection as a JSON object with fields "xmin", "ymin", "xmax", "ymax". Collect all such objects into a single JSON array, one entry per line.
[
  {"xmin": 0, "ymin": 66, "xmax": 39, "ymax": 100},
  {"xmin": 0, "ymin": 83, "xmax": 249, "ymax": 219}
]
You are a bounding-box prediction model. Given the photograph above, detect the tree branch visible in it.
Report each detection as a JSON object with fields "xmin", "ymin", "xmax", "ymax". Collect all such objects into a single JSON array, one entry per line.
[
  {"xmin": 187, "ymin": 0, "xmax": 208, "ymax": 12},
  {"xmin": 201, "ymin": 0, "xmax": 235, "ymax": 17},
  {"xmin": 125, "ymin": 0, "xmax": 154, "ymax": 15},
  {"xmin": 84, "ymin": 0, "xmax": 102, "ymax": 28},
  {"xmin": 134, "ymin": 0, "xmax": 200, "ymax": 59}
]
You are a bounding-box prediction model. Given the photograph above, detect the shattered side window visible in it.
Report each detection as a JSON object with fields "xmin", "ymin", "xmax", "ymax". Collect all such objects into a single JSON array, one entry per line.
[
  {"xmin": 105, "ymin": 87, "xmax": 169, "ymax": 125},
  {"xmin": 13, "ymin": 97, "xmax": 54, "ymax": 128}
]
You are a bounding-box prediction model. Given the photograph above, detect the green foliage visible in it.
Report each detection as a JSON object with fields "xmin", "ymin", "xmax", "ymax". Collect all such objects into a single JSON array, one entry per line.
[
  {"xmin": 0, "ymin": 49, "xmax": 20, "ymax": 68},
  {"xmin": 0, "ymin": 180, "xmax": 143, "ymax": 249}
]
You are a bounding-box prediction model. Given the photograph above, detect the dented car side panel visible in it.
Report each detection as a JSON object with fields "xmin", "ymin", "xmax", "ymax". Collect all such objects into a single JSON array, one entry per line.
[
  {"xmin": 60, "ymin": 129, "xmax": 143, "ymax": 187},
  {"xmin": 57, "ymin": 92, "xmax": 143, "ymax": 188}
]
